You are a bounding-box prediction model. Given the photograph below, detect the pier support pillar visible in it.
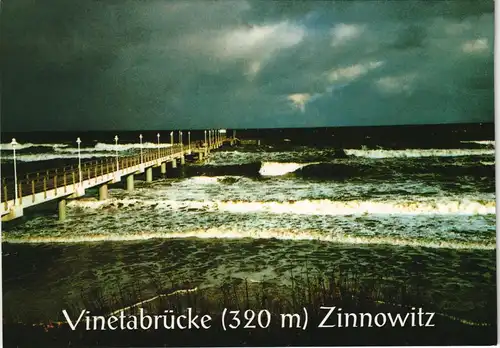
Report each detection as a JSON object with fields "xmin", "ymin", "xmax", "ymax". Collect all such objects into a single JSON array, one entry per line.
[
  {"xmin": 126, "ymin": 174, "xmax": 134, "ymax": 191},
  {"xmin": 198, "ymin": 152, "xmax": 204, "ymax": 161},
  {"xmin": 58, "ymin": 199, "xmax": 67, "ymax": 221},
  {"xmin": 180, "ymin": 156, "xmax": 185, "ymax": 165},
  {"xmin": 2, "ymin": 205, "xmax": 24, "ymax": 222},
  {"xmin": 171, "ymin": 159, "xmax": 177, "ymax": 169},
  {"xmin": 99, "ymin": 184, "xmax": 108, "ymax": 200},
  {"xmin": 146, "ymin": 167, "xmax": 153, "ymax": 182},
  {"xmin": 161, "ymin": 162, "xmax": 167, "ymax": 174}
]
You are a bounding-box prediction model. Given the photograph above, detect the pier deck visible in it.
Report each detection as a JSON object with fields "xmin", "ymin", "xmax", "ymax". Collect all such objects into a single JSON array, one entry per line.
[{"xmin": 2, "ymin": 136, "xmax": 234, "ymax": 221}]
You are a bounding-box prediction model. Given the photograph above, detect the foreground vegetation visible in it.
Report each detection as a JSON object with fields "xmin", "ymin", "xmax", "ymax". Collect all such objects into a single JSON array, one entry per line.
[{"xmin": 4, "ymin": 266, "xmax": 496, "ymax": 347}]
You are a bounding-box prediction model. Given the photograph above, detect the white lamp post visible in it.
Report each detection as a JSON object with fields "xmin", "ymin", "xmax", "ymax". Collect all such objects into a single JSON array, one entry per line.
[
  {"xmin": 11, "ymin": 138, "xmax": 18, "ymax": 204},
  {"xmin": 204, "ymin": 130, "xmax": 207, "ymax": 147},
  {"xmin": 76, "ymin": 137, "xmax": 82, "ymax": 184},
  {"xmin": 188, "ymin": 131, "xmax": 191, "ymax": 152},
  {"xmin": 179, "ymin": 131, "xmax": 183, "ymax": 151},
  {"xmin": 139, "ymin": 134, "xmax": 143, "ymax": 164},
  {"xmin": 157, "ymin": 133, "xmax": 160, "ymax": 158},
  {"xmin": 114, "ymin": 135, "xmax": 119, "ymax": 170},
  {"xmin": 170, "ymin": 131, "xmax": 174, "ymax": 155}
]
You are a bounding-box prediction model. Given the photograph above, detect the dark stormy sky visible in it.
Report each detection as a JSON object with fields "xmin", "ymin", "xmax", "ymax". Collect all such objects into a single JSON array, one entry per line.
[{"xmin": 1, "ymin": 0, "xmax": 494, "ymax": 131}]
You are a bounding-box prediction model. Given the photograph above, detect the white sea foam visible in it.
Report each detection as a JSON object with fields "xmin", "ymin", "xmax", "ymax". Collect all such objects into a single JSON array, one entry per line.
[
  {"xmin": 0, "ymin": 143, "xmax": 68, "ymax": 151},
  {"xmin": 460, "ymin": 140, "xmax": 495, "ymax": 146},
  {"xmin": 1, "ymin": 153, "xmax": 112, "ymax": 162},
  {"xmin": 55, "ymin": 142, "xmax": 173, "ymax": 153},
  {"xmin": 188, "ymin": 176, "xmax": 221, "ymax": 184},
  {"xmin": 3, "ymin": 227, "xmax": 494, "ymax": 250},
  {"xmin": 1, "ymin": 141, "xmax": 175, "ymax": 161},
  {"xmin": 68, "ymin": 197, "xmax": 496, "ymax": 215},
  {"xmin": 345, "ymin": 148, "xmax": 495, "ymax": 158},
  {"xmin": 259, "ymin": 162, "xmax": 314, "ymax": 176}
]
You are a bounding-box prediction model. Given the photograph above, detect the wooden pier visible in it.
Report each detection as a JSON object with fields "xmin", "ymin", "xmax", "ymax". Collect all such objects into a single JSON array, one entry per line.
[{"xmin": 1, "ymin": 134, "xmax": 236, "ymax": 222}]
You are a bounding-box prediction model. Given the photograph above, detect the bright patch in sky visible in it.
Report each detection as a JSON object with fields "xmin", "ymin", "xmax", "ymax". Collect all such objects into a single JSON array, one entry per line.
[
  {"xmin": 327, "ymin": 61, "xmax": 384, "ymax": 83},
  {"xmin": 331, "ymin": 23, "xmax": 365, "ymax": 46},
  {"xmin": 213, "ymin": 21, "xmax": 305, "ymax": 78},
  {"xmin": 375, "ymin": 74, "xmax": 417, "ymax": 94},
  {"xmin": 288, "ymin": 93, "xmax": 311, "ymax": 112},
  {"xmin": 461, "ymin": 38, "xmax": 489, "ymax": 53},
  {"xmin": 219, "ymin": 22, "xmax": 304, "ymax": 57}
]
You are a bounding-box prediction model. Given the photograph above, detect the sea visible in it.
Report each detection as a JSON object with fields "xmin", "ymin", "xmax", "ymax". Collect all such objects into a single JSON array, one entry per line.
[{"xmin": 0, "ymin": 124, "xmax": 496, "ymax": 335}]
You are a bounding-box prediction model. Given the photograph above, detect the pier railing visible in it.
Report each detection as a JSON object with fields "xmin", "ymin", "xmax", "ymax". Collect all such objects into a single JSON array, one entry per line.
[{"xmin": 1, "ymin": 139, "xmax": 216, "ymax": 210}]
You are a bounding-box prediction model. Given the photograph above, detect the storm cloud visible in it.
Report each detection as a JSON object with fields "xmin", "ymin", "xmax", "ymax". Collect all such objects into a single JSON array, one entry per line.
[{"xmin": 0, "ymin": 0, "xmax": 494, "ymax": 131}]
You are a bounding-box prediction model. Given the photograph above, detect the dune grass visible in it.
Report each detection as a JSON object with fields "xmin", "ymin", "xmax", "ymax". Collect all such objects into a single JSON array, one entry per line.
[{"xmin": 3, "ymin": 265, "xmax": 496, "ymax": 347}]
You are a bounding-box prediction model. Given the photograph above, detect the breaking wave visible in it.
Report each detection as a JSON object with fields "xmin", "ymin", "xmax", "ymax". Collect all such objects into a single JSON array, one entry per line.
[
  {"xmin": 55, "ymin": 142, "xmax": 173, "ymax": 153},
  {"xmin": 0, "ymin": 142, "xmax": 178, "ymax": 162},
  {"xmin": 183, "ymin": 176, "xmax": 243, "ymax": 185},
  {"xmin": 0, "ymin": 143, "xmax": 69, "ymax": 151},
  {"xmin": 259, "ymin": 162, "xmax": 315, "ymax": 176},
  {"xmin": 460, "ymin": 140, "xmax": 495, "ymax": 146},
  {"xmin": 345, "ymin": 148, "xmax": 495, "ymax": 158},
  {"xmin": 1, "ymin": 152, "xmax": 113, "ymax": 162},
  {"xmin": 293, "ymin": 162, "xmax": 495, "ymax": 180},
  {"xmin": 68, "ymin": 197, "xmax": 495, "ymax": 216},
  {"xmin": 3, "ymin": 227, "xmax": 494, "ymax": 250}
]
